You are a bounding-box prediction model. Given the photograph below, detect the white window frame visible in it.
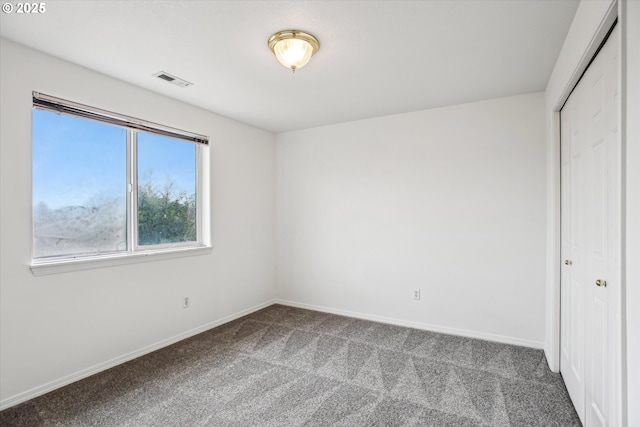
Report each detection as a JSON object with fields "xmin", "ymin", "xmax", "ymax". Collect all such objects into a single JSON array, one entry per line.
[{"xmin": 30, "ymin": 92, "xmax": 211, "ymax": 276}]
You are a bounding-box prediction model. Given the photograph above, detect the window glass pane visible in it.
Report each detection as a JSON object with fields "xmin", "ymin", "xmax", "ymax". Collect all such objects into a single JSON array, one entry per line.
[
  {"xmin": 137, "ymin": 132, "xmax": 196, "ymax": 246},
  {"xmin": 32, "ymin": 109, "xmax": 127, "ymax": 258}
]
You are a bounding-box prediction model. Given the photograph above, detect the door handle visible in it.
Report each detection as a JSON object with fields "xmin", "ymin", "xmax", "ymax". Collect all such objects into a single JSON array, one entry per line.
[
  {"xmin": 595, "ymin": 279, "xmax": 607, "ymax": 287},
  {"xmin": 564, "ymin": 260, "xmax": 572, "ymax": 265}
]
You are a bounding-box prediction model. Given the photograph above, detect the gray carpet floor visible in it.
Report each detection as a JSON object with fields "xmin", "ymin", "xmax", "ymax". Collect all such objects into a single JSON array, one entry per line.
[{"xmin": 0, "ymin": 304, "xmax": 580, "ymax": 426}]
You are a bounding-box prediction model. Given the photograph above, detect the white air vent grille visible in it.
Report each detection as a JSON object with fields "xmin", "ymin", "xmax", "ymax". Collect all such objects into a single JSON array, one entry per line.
[{"xmin": 152, "ymin": 71, "xmax": 193, "ymax": 88}]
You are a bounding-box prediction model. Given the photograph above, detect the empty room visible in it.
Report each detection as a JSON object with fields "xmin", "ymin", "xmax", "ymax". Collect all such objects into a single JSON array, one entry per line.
[{"xmin": 0, "ymin": 0, "xmax": 638, "ymax": 426}]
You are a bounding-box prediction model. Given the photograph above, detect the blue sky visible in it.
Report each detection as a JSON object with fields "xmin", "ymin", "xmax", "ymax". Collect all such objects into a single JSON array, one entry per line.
[
  {"xmin": 138, "ymin": 131, "xmax": 196, "ymax": 197},
  {"xmin": 32, "ymin": 109, "xmax": 196, "ymax": 209},
  {"xmin": 32, "ymin": 109, "xmax": 196, "ymax": 210}
]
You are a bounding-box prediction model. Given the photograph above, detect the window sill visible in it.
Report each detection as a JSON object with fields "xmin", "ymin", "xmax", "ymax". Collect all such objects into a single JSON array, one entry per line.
[{"xmin": 30, "ymin": 245, "xmax": 212, "ymax": 276}]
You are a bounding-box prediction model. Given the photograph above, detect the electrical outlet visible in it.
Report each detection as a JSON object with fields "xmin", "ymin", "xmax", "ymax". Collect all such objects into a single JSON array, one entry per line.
[
  {"xmin": 183, "ymin": 296, "xmax": 190, "ymax": 308},
  {"xmin": 413, "ymin": 289, "xmax": 421, "ymax": 300}
]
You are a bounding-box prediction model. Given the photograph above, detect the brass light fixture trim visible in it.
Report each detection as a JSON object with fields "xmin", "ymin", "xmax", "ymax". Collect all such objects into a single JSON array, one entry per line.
[{"xmin": 268, "ymin": 30, "xmax": 320, "ymax": 73}]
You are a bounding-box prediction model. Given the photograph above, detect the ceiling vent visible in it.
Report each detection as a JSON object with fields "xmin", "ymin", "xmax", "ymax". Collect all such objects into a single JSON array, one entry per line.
[{"xmin": 152, "ymin": 71, "xmax": 193, "ymax": 88}]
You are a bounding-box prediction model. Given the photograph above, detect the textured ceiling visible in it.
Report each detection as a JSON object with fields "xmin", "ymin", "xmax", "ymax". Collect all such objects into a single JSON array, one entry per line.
[{"xmin": 0, "ymin": 0, "xmax": 579, "ymax": 133}]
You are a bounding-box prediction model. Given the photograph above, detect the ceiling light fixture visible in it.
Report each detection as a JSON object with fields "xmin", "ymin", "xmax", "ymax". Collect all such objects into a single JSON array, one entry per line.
[{"xmin": 268, "ymin": 30, "xmax": 320, "ymax": 73}]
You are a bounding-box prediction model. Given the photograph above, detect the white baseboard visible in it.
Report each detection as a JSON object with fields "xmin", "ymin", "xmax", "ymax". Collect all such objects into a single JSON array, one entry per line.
[
  {"xmin": 0, "ymin": 299, "xmax": 275, "ymax": 411},
  {"xmin": 275, "ymin": 299, "xmax": 544, "ymax": 350}
]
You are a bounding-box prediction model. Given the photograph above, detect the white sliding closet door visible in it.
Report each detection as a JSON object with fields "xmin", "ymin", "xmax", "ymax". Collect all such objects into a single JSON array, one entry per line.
[{"xmin": 560, "ymin": 24, "xmax": 621, "ymax": 427}]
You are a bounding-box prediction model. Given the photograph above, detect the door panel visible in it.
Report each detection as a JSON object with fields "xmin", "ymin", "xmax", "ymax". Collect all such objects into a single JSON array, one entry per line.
[
  {"xmin": 561, "ymin": 89, "xmax": 587, "ymax": 425},
  {"xmin": 589, "ymin": 297, "xmax": 607, "ymax": 427}
]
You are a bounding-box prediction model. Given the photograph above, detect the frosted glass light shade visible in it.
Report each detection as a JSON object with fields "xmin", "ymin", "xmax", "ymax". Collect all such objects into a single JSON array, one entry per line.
[
  {"xmin": 273, "ymin": 38, "xmax": 313, "ymax": 71},
  {"xmin": 268, "ymin": 30, "xmax": 320, "ymax": 73}
]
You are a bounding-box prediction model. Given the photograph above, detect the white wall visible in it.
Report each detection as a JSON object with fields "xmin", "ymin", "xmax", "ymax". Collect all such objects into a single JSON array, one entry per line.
[
  {"xmin": 0, "ymin": 39, "xmax": 276, "ymax": 409},
  {"xmin": 622, "ymin": 1, "xmax": 640, "ymax": 424},
  {"xmin": 276, "ymin": 93, "xmax": 547, "ymax": 347}
]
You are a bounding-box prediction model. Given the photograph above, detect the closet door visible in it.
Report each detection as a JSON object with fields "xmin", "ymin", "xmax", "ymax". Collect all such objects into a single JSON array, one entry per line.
[
  {"xmin": 560, "ymin": 63, "xmax": 587, "ymax": 425},
  {"xmin": 583, "ymin": 22, "xmax": 620, "ymax": 427},
  {"xmin": 560, "ymin": 24, "xmax": 620, "ymax": 427}
]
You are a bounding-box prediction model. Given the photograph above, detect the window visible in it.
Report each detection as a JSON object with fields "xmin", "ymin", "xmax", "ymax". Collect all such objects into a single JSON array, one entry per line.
[{"xmin": 31, "ymin": 92, "xmax": 210, "ymax": 273}]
